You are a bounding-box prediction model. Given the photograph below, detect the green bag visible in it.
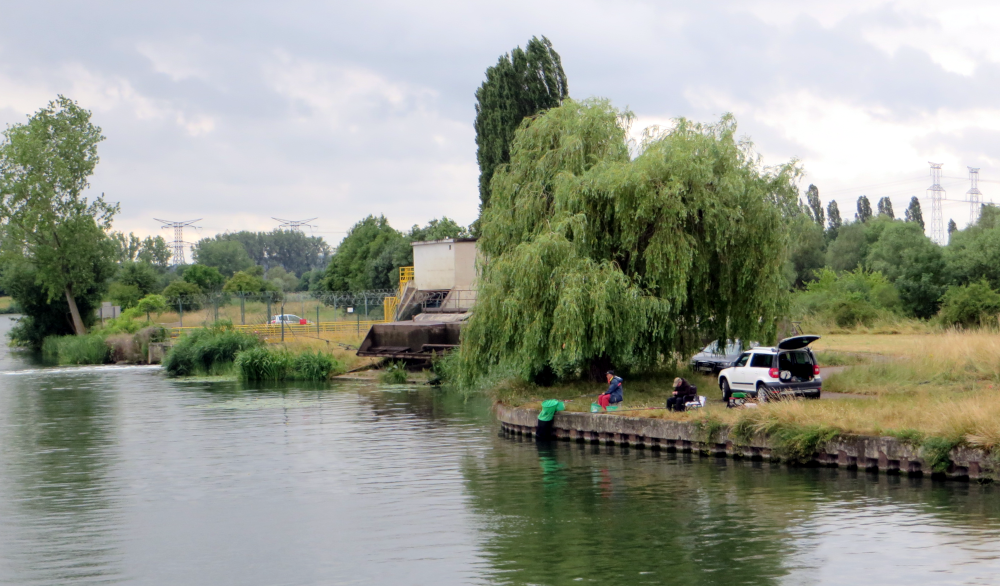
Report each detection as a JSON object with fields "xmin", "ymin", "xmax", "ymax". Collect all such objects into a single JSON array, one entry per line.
[{"xmin": 591, "ymin": 403, "xmax": 620, "ymax": 413}]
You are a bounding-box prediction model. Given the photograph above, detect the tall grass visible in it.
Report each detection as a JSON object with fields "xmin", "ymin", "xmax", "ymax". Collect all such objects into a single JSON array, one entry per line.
[
  {"xmin": 236, "ymin": 346, "xmax": 345, "ymax": 381},
  {"xmin": 378, "ymin": 361, "xmax": 409, "ymax": 384},
  {"xmin": 163, "ymin": 327, "xmax": 263, "ymax": 376},
  {"xmin": 42, "ymin": 334, "xmax": 109, "ymax": 365}
]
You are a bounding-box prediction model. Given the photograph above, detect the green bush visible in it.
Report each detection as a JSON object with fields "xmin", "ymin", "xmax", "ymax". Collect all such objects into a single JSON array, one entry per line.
[
  {"xmin": 937, "ymin": 280, "xmax": 1000, "ymax": 328},
  {"xmin": 832, "ymin": 297, "xmax": 880, "ymax": 327},
  {"xmin": 379, "ymin": 361, "xmax": 409, "ymax": 384},
  {"xmin": 291, "ymin": 350, "xmax": 343, "ymax": 381},
  {"xmin": 42, "ymin": 334, "xmax": 109, "ymax": 365},
  {"xmin": 236, "ymin": 347, "xmax": 344, "ymax": 381},
  {"xmin": 163, "ymin": 326, "xmax": 262, "ymax": 376},
  {"xmin": 235, "ymin": 346, "xmax": 292, "ymax": 381}
]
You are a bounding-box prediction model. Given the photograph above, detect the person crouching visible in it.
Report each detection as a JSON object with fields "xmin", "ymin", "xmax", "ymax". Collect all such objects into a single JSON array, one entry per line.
[
  {"xmin": 536, "ymin": 399, "xmax": 566, "ymax": 440},
  {"xmin": 666, "ymin": 377, "xmax": 697, "ymax": 412},
  {"xmin": 597, "ymin": 371, "xmax": 624, "ymax": 411}
]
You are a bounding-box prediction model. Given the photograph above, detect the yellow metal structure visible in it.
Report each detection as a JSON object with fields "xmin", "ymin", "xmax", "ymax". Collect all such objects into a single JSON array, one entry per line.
[
  {"xmin": 398, "ymin": 266, "xmax": 414, "ymax": 294},
  {"xmin": 383, "ymin": 296, "xmax": 399, "ymax": 323}
]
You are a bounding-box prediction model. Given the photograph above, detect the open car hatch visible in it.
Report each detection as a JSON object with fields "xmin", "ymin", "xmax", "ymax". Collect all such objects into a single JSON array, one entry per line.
[{"xmin": 777, "ymin": 335, "xmax": 821, "ymax": 350}]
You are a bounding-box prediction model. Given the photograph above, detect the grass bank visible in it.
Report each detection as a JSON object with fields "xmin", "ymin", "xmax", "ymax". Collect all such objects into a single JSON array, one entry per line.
[
  {"xmin": 498, "ymin": 329, "xmax": 1000, "ymax": 459},
  {"xmin": 41, "ymin": 326, "xmax": 168, "ymax": 365}
]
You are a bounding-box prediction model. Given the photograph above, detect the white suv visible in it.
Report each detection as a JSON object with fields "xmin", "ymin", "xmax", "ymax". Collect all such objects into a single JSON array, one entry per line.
[{"xmin": 717, "ymin": 335, "xmax": 822, "ymax": 401}]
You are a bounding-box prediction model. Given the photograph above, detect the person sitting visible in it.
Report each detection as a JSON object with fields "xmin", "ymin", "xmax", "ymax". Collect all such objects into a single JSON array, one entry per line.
[
  {"xmin": 666, "ymin": 377, "xmax": 697, "ymax": 412},
  {"xmin": 536, "ymin": 399, "xmax": 565, "ymax": 440},
  {"xmin": 597, "ymin": 371, "xmax": 623, "ymax": 411}
]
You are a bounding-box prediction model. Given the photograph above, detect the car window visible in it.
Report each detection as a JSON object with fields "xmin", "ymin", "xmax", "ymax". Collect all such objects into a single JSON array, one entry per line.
[
  {"xmin": 734, "ymin": 353, "xmax": 750, "ymax": 367},
  {"xmin": 724, "ymin": 342, "xmax": 741, "ymax": 355},
  {"xmin": 702, "ymin": 342, "xmax": 718, "ymax": 354},
  {"xmin": 779, "ymin": 350, "xmax": 814, "ymax": 368},
  {"xmin": 750, "ymin": 353, "xmax": 774, "ymax": 368}
]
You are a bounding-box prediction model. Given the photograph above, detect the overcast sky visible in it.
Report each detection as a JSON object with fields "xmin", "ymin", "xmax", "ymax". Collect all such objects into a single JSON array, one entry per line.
[{"xmin": 1, "ymin": 0, "xmax": 997, "ymax": 245}]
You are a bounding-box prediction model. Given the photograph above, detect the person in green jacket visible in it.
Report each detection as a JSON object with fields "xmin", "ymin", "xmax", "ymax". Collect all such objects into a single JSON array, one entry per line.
[{"xmin": 536, "ymin": 399, "xmax": 565, "ymax": 440}]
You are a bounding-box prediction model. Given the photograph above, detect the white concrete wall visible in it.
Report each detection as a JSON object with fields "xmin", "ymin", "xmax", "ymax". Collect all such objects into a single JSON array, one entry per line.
[
  {"xmin": 413, "ymin": 241, "xmax": 456, "ymax": 290},
  {"xmin": 452, "ymin": 240, "xmax": 478, "ymax": 290}
]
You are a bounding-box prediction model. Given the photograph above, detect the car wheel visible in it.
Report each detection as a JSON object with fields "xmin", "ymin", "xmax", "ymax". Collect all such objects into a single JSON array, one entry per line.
[
  {"xmin": 720, "ymin": 379, "xmax": 731, "ymax": 401},
  {"xmin": 756, "ymin": 383, "xmax": 768, "ymax": 403}
]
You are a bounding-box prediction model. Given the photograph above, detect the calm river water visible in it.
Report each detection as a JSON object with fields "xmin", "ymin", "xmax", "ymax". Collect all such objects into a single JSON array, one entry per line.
[{"xmin": 3, "ymin": 318, "xmax": 1000, "ymax": 585}]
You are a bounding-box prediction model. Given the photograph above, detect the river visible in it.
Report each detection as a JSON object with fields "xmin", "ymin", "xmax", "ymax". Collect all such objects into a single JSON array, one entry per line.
[{"xmin": 2, "ymin": 317, "xmax": 1000, "ymax": 585}]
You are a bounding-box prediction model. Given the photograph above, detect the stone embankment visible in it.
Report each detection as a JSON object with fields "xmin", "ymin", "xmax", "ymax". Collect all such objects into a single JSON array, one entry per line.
[{"xmin": 496, "ymin": 404, "xmax": 995, "ymax": 482}]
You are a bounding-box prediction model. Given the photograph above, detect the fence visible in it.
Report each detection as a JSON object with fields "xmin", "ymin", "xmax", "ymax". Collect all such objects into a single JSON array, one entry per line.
[{"xmin": 158, "ymin": 290, "xmax": 397, "ymax": 337}]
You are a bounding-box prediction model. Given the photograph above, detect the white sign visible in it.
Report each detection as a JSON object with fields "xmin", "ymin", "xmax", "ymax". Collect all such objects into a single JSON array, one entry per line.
[{"xmin": 347, "ymin": 307, "xmax": 354, "ymax": 313}]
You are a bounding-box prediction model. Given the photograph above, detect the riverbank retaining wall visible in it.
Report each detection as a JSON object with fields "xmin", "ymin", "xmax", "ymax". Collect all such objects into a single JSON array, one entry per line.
[{"xmin": 495, "ymin": 404, "xmax": 996, "ymax": 482}]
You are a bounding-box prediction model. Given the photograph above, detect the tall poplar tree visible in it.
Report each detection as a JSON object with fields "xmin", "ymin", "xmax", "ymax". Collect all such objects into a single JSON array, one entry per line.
[
  {"xmin": 0, "ymin": 96, "xmax": 117, "ymax": 336},
  {"xmin": 805, "ymin": 184, "xmax": 824, "ymax": 227},
  {"xmin": 856, "ymin": 195, "xmax": 873, "ymax": 223},
  {"xmin": 474, "ymin": 36, "xmax": 568, "ymax": 215},
  {"xmin": 905, "ymin": 196, "xmax": 924, "ymax": 229},
  {"xmin": 826, "ymin": 200, "xmax": 842, "ymax": 240},
  {"xmin": 877, "ymin": 196, "xmax": 894, "ymax": 218}
]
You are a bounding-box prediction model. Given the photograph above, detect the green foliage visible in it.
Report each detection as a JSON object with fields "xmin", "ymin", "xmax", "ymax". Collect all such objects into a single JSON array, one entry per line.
[
  {"xmin": 162, "ymin": 327, "xmax": 262, "ymax": 376},
  {"xmin": 826, "ymin": 200, "xmax": 842, "ymax": 240},
  {"xmin": 905, "ymin": 196, "xmax": 924, "ymax": 230},
  {"xmin": 937, "ymin": 280, "xmax": 1000, "ymax": 328},
  {"xmin": 804, "ymin": 184, "xmax": 824, "ymax": 227},
  {"xmin": 767, "ymin": 423, "xmax": 839, "ymax": 463},
  {"xmin": 886, "ymin": 428, "xmax": 925, "ymax": 447},
  {"xmin": 223, "ymin": 270, "xmax": 265, "ymax": 294},
  {"xmin": 235, "ymin": 346, "xmax": 292, "ymax": 381},
  {"xmin": 407, "ymin": 217, "xmax": 470, "ymax": 242},
  {"xmin": 948, "ymin": 219, "xmax": 958, "ymax": 236},
  {"xmin": 116, "ymin": 261, "xmax": 160, "ymax": 295},
  {"xmin": 108, "ymin": 282, "xmax": 142, "ymax": 309},
  {"xmin": 460, "ymin": 100, "xmax": 799, "ymax": 385},
  {"xmin": 162, "ymin": 280, "xmax": 201, "ymax": 308},
  {"xmin": 877, "ymin": 196, "xmax": 894, "ymax": 218},
  {"xmin": 291, "ymin": 350, "xmax": 344, "ymax": 381},
  {"xmin": 42, "ymin": 334, "xmax": 109, "ymax": 365},
  {"xmin": 135, "ymin": 293, "xmax": 167, "ymax": 317},
  {"xmin": 792, "ymin": 268, "xmax": 900, "ymax": 327},
  {"xmin": 865, "ymin": 220, "xmax": 946, "ymax": 318},
  {"xmin": 192, "ymin": 239, "xmax": 254, "ymax": 277},
  {"xmin": 921, "ymin": 436, "xmax": 960, "ymax": 474},
  {"xmin": 2, "ymin": 261, "xmax": 103, "ymax": 348},
  {"xmin": 111, "ymin": 232, "xmax": 171, "ymax": 267},
  {"xmin": 379, "ymin": 361, "xmax": 409, "ymax": 384},
  {"xmin": 265, "ymin": 266, "xmax": 298, "ymax": 292},
  {"xmin": 0, "ymin": 95, "xmax": 117, "ymax": 335},
  {"xmin": 199, "ymin": 229, "xmax": 331, "ymax": 277},
  {"xmin": 945, "ymin": 209, "xmax": 1000, "ymax": 289},
  {"xmin": 324, "ymin": 215, "xmax": 408, "ymax": 291},
  {"xmin": 475, "ymin": 35, "xmax": 568, "ymax": 214},
  {"xmin": 234, "ymin": 347, "xmax": 344, "ymax": 381},
  {"xmin": 856, "ymin": 195, "xmax": 873, "ymax": 223},
  {"xmin": 825, "ymin": 222, "xmax": 869, "ymax": 272},
  {"xmin": 785, "ymin": 212, "xmax": 826, "ymax": 288},
  {"xmin": 182, "ymin": 264, "xmax": 225, "ymax": 291}
]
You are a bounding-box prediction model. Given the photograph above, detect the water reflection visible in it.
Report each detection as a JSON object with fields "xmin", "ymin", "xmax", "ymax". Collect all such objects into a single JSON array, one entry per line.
[{"xmin": 1, "ymin": 324, "xmax": 1000, "ymax": 586}]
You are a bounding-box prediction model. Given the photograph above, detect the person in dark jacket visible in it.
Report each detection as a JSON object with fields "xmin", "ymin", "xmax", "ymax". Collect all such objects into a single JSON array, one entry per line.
[
  {"xmin": 666, "ymin": 377, "xmax": 697, "ymax": 412},
  {"xmin": 597, "ymin": 371, "xmax": 623, "ymax": 411}
]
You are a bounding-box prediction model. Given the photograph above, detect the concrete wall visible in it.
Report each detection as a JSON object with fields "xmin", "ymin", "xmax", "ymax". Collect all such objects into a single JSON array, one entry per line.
[
  {"xmin": 412, "ymin": 239, "xmax": 478, "ymax": 291},
  {"xmin": 413, "ymin": 241, "xmax": 456, "ymax": 290},
  {"xmin": 495, "ymin": 404, "xmax": 995, "ymax": 482},
  {"xmin": 453, "ymin": 240, "xmax": 478, "ymax": 290}
]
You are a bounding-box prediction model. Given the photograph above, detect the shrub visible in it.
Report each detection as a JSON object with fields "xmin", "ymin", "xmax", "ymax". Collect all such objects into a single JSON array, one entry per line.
[
  {"xmin": 291, "ymin": 350, "xmax": 343, "ymax": 381},
  {"xmin": 163, "ymin": 327, "xmax": 262, "ymax": 376},
  {"xmin": 162, "ymin": 281, "xmax": 202, "ymax": 310},
  {"xmin": 106, "ymin": 333, "xmax": 143, "ymax": 363},
  {"xmin": 832, "ymin": 297, "xmax": 881, "ymax": 327},
  {"xmin": 42, "ymin": 334, "xmax": 109, "ymax": 365},
  {"xmin": 379, "ymin": 361, "xmax": 409, "ymax": 384},
  {"xmin": 937, "ymin": 281, "xmax": 1000, "ymax": 328},
  {"xmin": 236, "ymin": 346, "xmax": 292, "ymax": 381}
]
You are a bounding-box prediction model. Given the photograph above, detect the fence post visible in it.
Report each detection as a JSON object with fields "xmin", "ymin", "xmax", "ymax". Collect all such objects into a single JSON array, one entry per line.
[
  {"xmin": 266, "ymin": 299, "xmax": 271, "ymax": 326},
  {"xmin": 179, "ymin": 299, "xmax": 184, "ymax": 328},
  {"xmin": 316, "ymin": 306, "xmax": 320, "ymax": 335},
  {"xmin": 240, "ymin": 295, "xmax": 245, "ymax": 325},
  {"xmin": 214, "ymin": 296, "xmax": 219, "ymax": 323},
  {"xmin": 281, "ymin": 300, "xmax": 285, "ymax": 342},
  {"xmin": 364, "ymin": 295, "xmax": 368, "ymax": 319}
]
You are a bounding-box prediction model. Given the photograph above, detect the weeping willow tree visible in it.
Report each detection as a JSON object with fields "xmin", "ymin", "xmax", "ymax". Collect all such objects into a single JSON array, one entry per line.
[{"xmin": 457, "ymin": 99, "xmax": 800, "ymax": 384}]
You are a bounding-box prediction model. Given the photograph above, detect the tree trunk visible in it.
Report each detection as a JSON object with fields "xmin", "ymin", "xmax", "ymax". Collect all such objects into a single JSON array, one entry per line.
[{"xmin": 65, "ymin": 285, "xmax": 86, "ymax": 336}]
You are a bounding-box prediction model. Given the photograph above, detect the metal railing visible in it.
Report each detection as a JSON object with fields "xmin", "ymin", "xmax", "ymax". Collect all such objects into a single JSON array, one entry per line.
[
  {"xmin": 170, "ymin": 319, "xmax": 386, "ymax": 339},
  {"xmin": 419, "ymin": 289, "xmax": 477, "ymax": 313}
]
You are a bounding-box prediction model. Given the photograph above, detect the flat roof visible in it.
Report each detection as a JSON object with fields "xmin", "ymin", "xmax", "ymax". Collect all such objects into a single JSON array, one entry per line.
[{"xmin": 410, "ymin": 237, "xmax": 478, "ymax": 246}]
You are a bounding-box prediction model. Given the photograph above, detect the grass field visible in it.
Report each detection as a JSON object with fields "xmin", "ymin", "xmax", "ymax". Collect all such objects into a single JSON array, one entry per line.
[{"xmin": 502, "ymin": 329, "xmax": 1000, "ymax": 452}]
